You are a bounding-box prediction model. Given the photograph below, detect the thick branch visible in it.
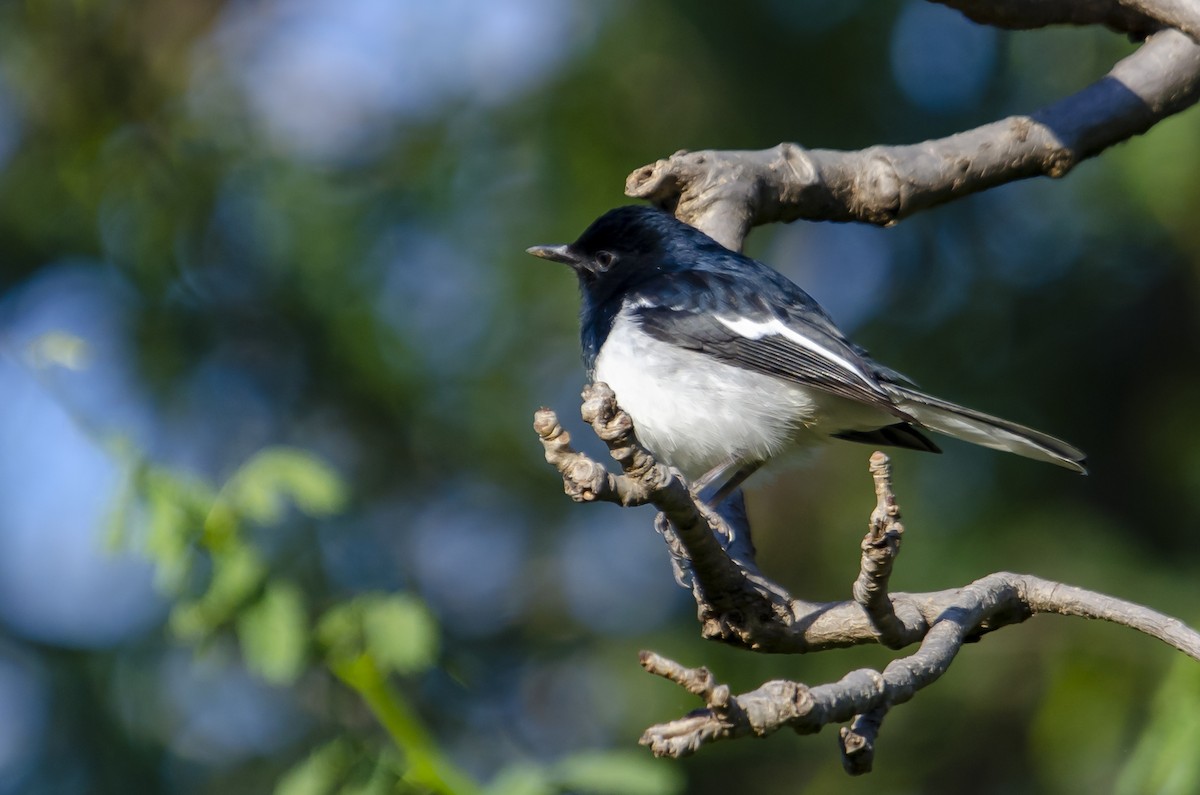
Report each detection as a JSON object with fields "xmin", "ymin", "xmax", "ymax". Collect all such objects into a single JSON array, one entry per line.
[
  {"xmin": 933, "ymin": 0, "xmax": 1200, "ymax": 41},
  {"xmin": 627, "ymin": 27, "xmax": 1200, "ymax": 250}
]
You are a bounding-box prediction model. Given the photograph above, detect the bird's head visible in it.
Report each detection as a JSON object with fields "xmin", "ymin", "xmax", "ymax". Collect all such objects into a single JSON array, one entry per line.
[{"xmin": 526, "ymin": 205, "xmax": 698, "ymax": 301}]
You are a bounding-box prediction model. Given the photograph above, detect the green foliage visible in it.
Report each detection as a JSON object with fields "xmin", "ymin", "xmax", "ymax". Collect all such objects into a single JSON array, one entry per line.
[
  {"xmin": 485, "ymin": 764, "xmax": 554, "ymax": 795},
  {"xmin": 131, "ymin": 446, "xmax": 347, "ymax": 645},
  {"xmin": 363, "ymin": 595, "xmax": 440, "ymax": 676},
  {"xmin": 238, "ymin": 580, "xmax": 311, "ymax": 685},
  {"xmin": 550, "ymin": 751, "xmax": 684, "ymax": 795},
  {"xmin": 483, "ymin": 751, "xmax": 684, "ymax": 795},
  {"xmin": 130, "ymin": 447, "xmax": 481, "ymax": 793},
  {"xmin": 330, "ymin": 654, "xmax": 482, "ymax": 795},
  {"xmin": 276, "ymin": 741, "xmax": 409, "ymax": 795},
  {"xmin": 142, "ymin": 466, "xmax": 216, "ymax": 591},
  {"xmin": 319, "ymin": 593, "xmax": 440, "ymax": 677},
  {"xmin": 276, "ymin": 740, "xmax": 354, "ymax": 795},
  {"xmin": 213, "ymin": 446, "xmax": 349, "ymax": 530}
]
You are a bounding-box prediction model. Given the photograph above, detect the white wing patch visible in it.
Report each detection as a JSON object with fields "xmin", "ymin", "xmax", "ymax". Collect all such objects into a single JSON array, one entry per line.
[{"xmin": 714, "ymin": 315, "xmax": 870, "ymax": 383}]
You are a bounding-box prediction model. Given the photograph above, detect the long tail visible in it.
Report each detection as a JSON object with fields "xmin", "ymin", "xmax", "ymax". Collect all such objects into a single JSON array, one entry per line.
[{"xmin": 887, "ymin": 385, "xmax": 1087, "ymax": 474}]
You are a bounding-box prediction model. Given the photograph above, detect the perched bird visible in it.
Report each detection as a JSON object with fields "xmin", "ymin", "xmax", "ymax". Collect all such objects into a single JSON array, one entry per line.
[{"xmin": 528, "ymin": 206, "xmax": 1086, "ymax": 504}]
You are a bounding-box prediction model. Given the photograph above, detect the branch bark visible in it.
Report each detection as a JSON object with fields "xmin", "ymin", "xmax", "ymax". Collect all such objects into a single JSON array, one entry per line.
[
  {"xmin": 533, "ymin": 386, "xmax": 1200, "ymax": 768},
  {"xmin": 626, "ymin": 11, "xmax": 1200, "ymax": 250}
]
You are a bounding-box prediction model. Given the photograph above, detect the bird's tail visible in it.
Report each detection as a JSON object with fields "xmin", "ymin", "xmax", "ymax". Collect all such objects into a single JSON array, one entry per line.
[{"xmin": 887, "ymin": 385, "xmax": 1087, "ymax": 474}]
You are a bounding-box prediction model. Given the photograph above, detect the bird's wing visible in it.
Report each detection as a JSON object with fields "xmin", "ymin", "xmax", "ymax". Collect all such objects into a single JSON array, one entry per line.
[{"xmin": 628, "ymin": 270, "xmax": 910, "ymax": 417}]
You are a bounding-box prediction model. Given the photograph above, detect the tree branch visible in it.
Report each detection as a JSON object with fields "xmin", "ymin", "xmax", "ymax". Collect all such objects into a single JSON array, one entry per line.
[
  {"xmin": 627, "ymin": 24, "xmax": 1200, "ymax": 250},
  {"xmin": 933, "ymin": 0, "xmax": 1200, "ymax": 41},
  {"xmin": 532, "ymin": 387, "xmax": 1200, "ymax": 766}
]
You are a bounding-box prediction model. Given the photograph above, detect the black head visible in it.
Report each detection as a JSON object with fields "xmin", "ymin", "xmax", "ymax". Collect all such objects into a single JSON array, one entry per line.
[
  {"xmin": 526, "ymin": 205, "xmax": 698, "ymax": 299},
  {"xmin": 527, "ymin": 206, "xmax": 730, "ymax": 373}
]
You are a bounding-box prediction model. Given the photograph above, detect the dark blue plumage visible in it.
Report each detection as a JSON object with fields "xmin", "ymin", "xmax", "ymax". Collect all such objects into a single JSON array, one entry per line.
[{"xmin": 528, "ymin": 205, "xmax": 1086, "ymax": 500}]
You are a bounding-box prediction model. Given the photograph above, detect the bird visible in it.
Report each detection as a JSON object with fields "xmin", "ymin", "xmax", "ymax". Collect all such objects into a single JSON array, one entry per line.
[{"xmin": 528, "ymin": 205, "xmax": 1086, "ymax": 505}]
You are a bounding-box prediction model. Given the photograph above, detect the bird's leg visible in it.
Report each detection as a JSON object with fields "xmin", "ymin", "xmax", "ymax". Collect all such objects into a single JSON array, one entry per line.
[{"xmin": 693, "ymin": 460, "xmax": 763, "ymax": 509}]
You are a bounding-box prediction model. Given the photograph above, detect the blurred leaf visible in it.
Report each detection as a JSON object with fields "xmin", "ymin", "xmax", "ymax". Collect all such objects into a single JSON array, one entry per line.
[
  {"xmin": 143, "ymin": 467, "xmax": 214, "ymax": 591},
  {"xmin": 276, "ymin": 739, "xmax": 352, "ymax": 795},
  {"xmin": 25, "ymin": 330, "xmax": 90, "ymax": 369},
  {"xmin": 170, "ymin": 542, "xmax": 267, "ymax": 640},
  {"xmin": 337, "ymin": 747, "xmax": 406, "ymax": 795},
  {"xmin": 237, "ymin": 580, "xmax": 309, "ymax": 685},
  {"xmin": 484, "ymin": 764, "xmax": 553, "ymax": 795},
  {"xmin": 551, "ymin": 751, "xmax": 684, "ymax": 795},
  {"xmin": 1115, "ymin": 654, "xmax": 1200, "ymax": 795},
  {"xmin": 319, "ymin": 593, "xmax": 439, "ymax": 676},
  {"xmin": 328, "ymin": 652, "xmax": 480, "ymax": 795},
  {"xmin": 213, "ymin": 446, "xmax": 347, "ymax": 531},
  {"xmin": 362, "ymin": 595, "xmax": 439, "ymax": 676},
  {"xmin": 316, "ymin": 600, "xmax": 364, "ymax": 664}
]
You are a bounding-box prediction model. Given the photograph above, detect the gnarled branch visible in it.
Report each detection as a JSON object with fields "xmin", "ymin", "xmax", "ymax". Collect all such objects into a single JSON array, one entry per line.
[
  {"xmin": 626, "ymin": 3, "xmax": 1200, "ymax": 250},
  {"xmin": 533, "ymin": 386, "xmax": 1200, "ymax": 769}
]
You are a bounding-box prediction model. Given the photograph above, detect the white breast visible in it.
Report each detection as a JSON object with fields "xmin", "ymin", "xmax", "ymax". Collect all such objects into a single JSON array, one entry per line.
[{"xmin": 593, "ymin": 312, "xmax": 798, "ymax": 479}]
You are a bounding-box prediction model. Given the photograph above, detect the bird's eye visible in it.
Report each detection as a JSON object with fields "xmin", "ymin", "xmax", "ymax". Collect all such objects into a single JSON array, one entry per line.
[{"xmin": 595, "ymin": 250, "xmax": 616, "ymax": 272}]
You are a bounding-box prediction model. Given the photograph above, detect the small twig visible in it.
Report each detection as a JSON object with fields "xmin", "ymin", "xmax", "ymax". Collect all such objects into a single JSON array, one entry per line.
[
  {"xmin": 638, "ymin": 650, "xmax": 720, "ymax": 699},
  {"xmin": 638, "ymin": 652, "xmax": 810, "ymax": 757},
  {"xmin": 839, "ymin": 707, "xmax": 887, "ymax": 775},
  {"xmin": 851, "ymin": 453, "xmax": 906, "ymax": 648}
]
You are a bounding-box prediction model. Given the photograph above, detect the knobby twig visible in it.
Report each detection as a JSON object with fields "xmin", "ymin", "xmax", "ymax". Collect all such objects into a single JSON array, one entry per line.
[
  {"xmin": 626, "ymin": 2, "xmax": 1200, "ymax": 250},
  {"xmin": 852, "ymin": 452, "xmax": 906, "ymax": 649},
  {"xmin": 532, "ymin": 386, "xmax": 1200, "ymax": 769},
  {"xmin": 535, "ymin": 384, "xmax": 795, "ymax": 647}
]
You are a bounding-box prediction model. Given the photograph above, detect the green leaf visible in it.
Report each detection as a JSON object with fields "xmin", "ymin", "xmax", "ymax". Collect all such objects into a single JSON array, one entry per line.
[
  {"xmin": 237, "ymin": 580, "xmax": 310, "ymax": 685},
  {"xmin": 336, "ymin": 747, "xmax": 406, "ymax": 795},
  {"xmin": 276, "ymin": 739, "xmax": 352, "ymax": 795},
  {"xmin": 316, "ymin": 600, "xmax": 365, "ymax": 664},
  {"xmin": 318, "ymin": 594, "xmax": 440, "ymax": 676},
  {"xmin": 552, "ymin": 751, "xmax": 683, "ymax": 795},
  {"xmin": 143, "ymin": 467, "xmax": 215, "ymax": 590},
  {"xmin": 170, "ymin": 543, "xmax": 267, "ymax": 640},
  {"xmin": 361, "ymin": 595, "xmax": 439, "ymax": 676},
  {"xmin": 484, "ymin": 764, "xmax": 553, "ymax": 795},
  {"xmin": 214, "ymin": 446, "xmax": 347, "ymax": 530},
  {"xmin": 145, "ymin": 484, "xmax": 193, "ymax": 590}
]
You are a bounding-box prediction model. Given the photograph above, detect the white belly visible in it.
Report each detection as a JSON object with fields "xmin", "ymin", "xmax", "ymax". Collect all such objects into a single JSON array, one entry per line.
[{"xmin": 593, "ymin": 312, "xmax": 890, "ymax": 480}]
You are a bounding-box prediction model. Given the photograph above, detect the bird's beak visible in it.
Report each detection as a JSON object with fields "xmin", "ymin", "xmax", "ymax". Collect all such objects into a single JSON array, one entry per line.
[{"xmin": 525, "ymin": 244, "xmax": 580, "ymax": 267}]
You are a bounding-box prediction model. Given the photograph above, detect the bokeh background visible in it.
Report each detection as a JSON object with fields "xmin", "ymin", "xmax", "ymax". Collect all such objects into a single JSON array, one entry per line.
[{"xmin": 0, "ymin": 1, "xmax": 1198, "ymax": 793}]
